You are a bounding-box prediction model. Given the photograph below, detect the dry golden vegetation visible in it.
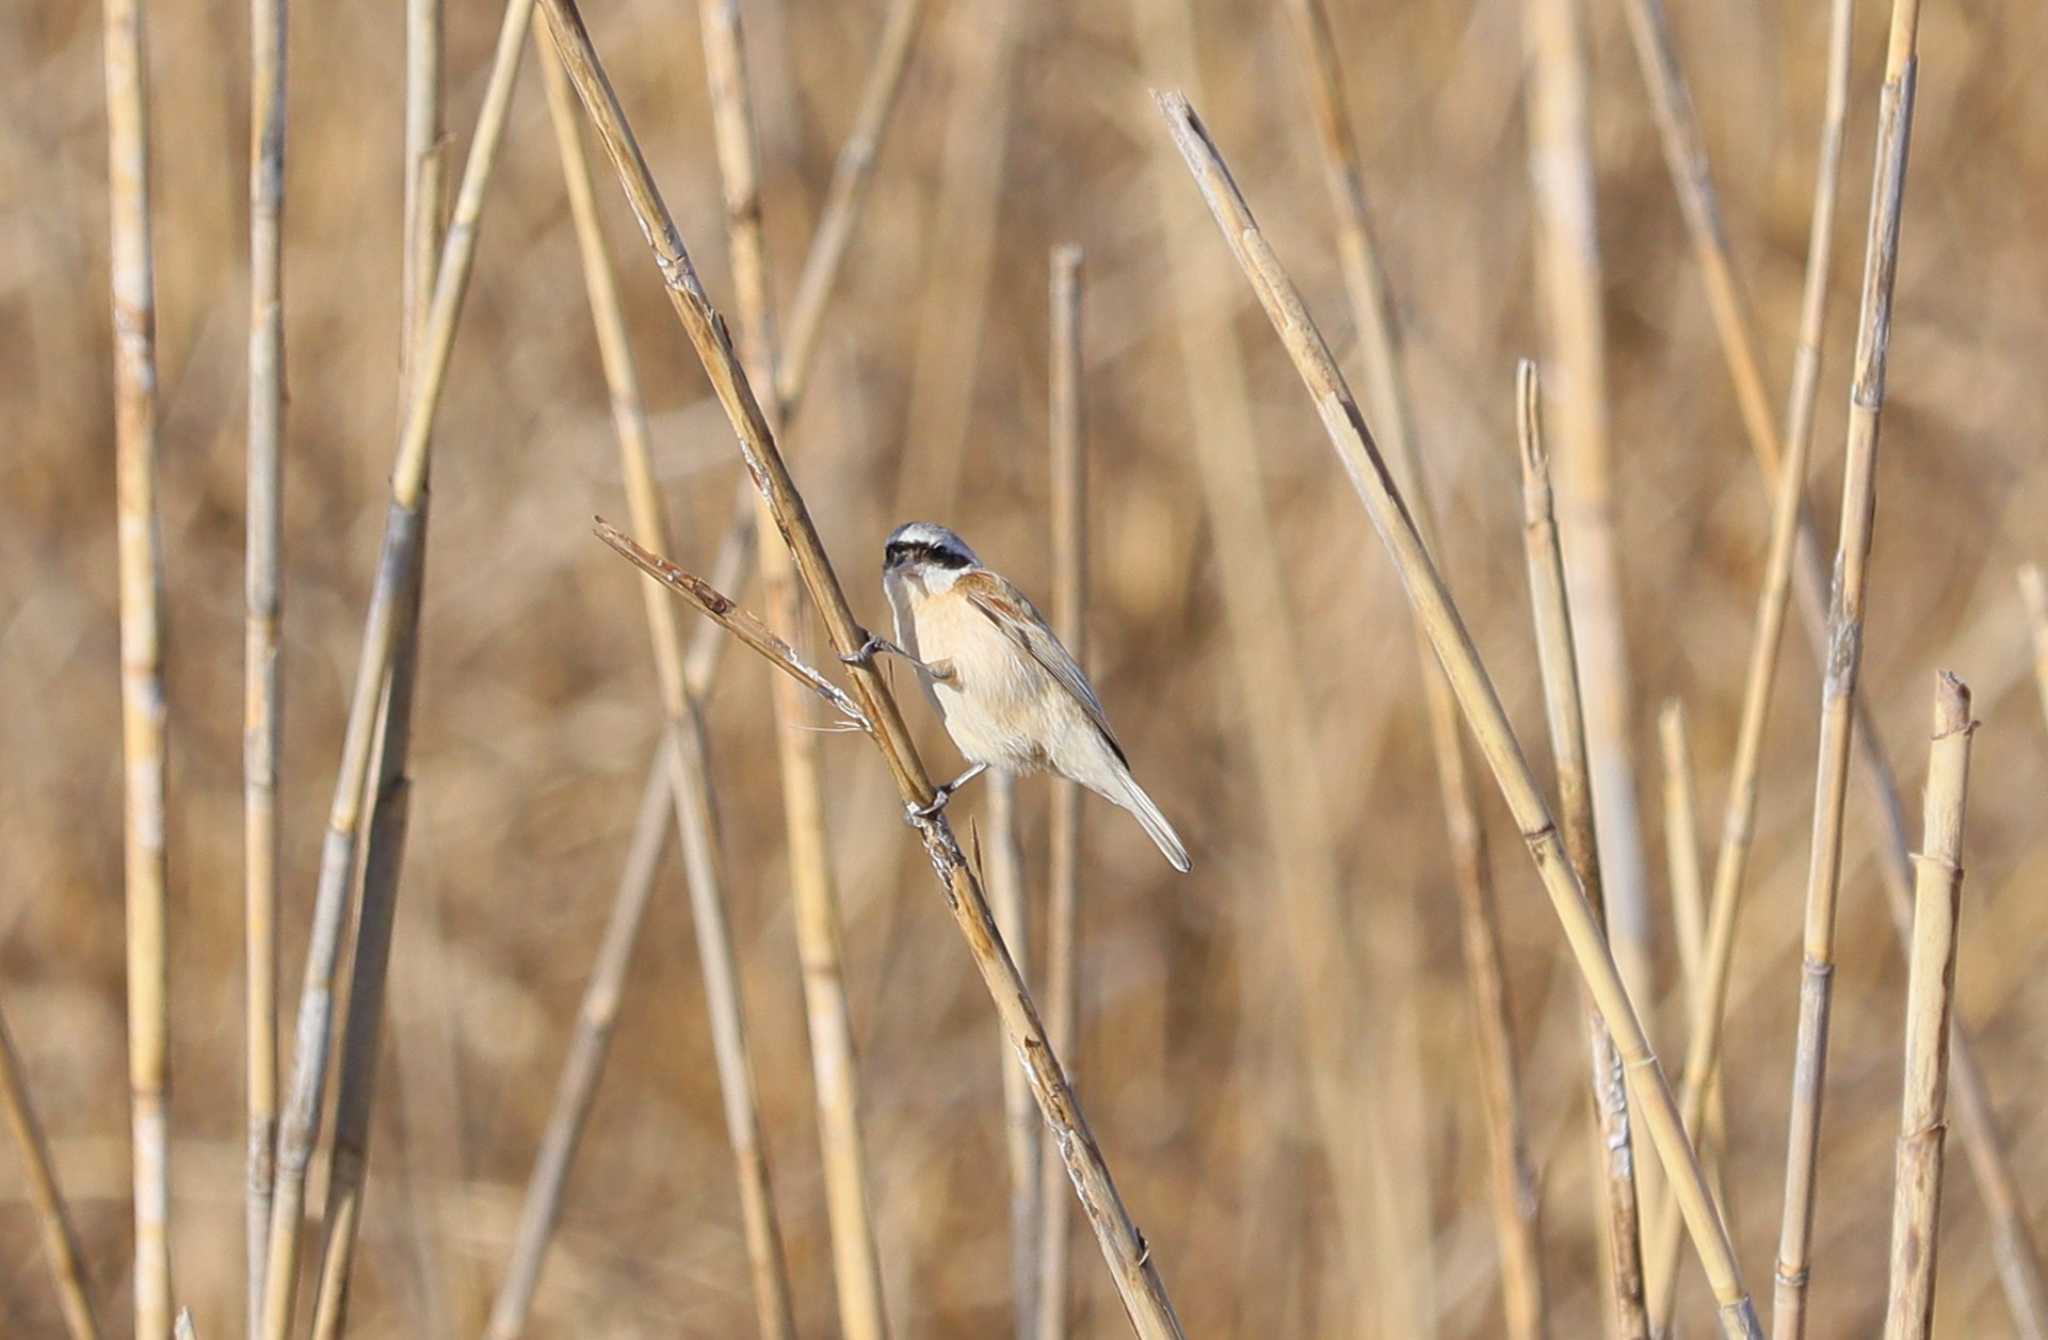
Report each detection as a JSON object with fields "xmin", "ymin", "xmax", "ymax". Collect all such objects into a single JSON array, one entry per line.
[{"xmin": 3, "ymin": 0, "xmax": 2047, "ymax": 1336}]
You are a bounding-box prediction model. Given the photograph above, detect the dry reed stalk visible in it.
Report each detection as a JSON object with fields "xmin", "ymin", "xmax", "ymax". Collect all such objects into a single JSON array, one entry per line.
[
  {"xmin": 1155, "ymin": 90, "xmax": 1763, "ymax": 1340},
  {"xmin": 2020, "ymin": 566, "xmax": 2048, "ymax": 733},
  {"xmin": 1520, "ymin": 0, "xmax": 1652, "ymax": 1010},
  {"xmin": 173, "ymin": 1308, "xmax": 195, "ymax": 1340},
  {"xmin": 1034, "ymin": 243, "xmax": 1083, "ymax": 1340},
  {"xmin": 1516, "ymin": 363, "xmax": 1647, "ymax": 1340},
  {"xmin": 306, "ymin": 2, "xmax": 447, "ymax": 1328},
  {"xmin": 1133, "ymin": 3, "xmax": 1421, "ymax": 1325},
  {"xmin": 699, "ymin": 3, "xmax": 889, "ymax": 1334},
  {"xmin": 262, "ymin": 2, "xmax": 535, "ymax": 1333},
  {"xmin": 1882, "ymin": 673, "xmax": 1974, "ymax": 1340},
  {"xmin": 0, "ymin": 1003, "xmax": 101, "ymax": 1339},
  {"xmin": 242, "ymin": 0, "xmax": 287, "ymax": 1325},
  {"xmin": 1637, "ymin": 5, "xmax": 1854, "ymax": 1320},
  {"xmin": 679, "ymin": 0, "xmax": 924, "ymax": 743},
  {"xmin": 485, "ymin": 744, "xmax": 670, "ymax": 1335},
  {"xmin": 482, "ymin": 35, "xmax": 805, "ymax": 1340},
  {"xmin": 986, "ymin": 766, "xmax": 1041, "ymax": 1340},
  {"xmin": 102, "ymin": 1, "xmax": 172, "ymax": 1332},
  {"xmin": 542, "ymin": 7, "xmax": 1185, "ymax": 1327},
  {"xmin": 1283, "ymin": 5, "xmax": 1547, "ymax": 1334},
  {"xmin": 1653, "ymin": 703, "xmax": 1728, "ymax": 1227},
  {"xmin": 1773, "ymin": 7, "xmax": 1925, "ymax": 1333}
]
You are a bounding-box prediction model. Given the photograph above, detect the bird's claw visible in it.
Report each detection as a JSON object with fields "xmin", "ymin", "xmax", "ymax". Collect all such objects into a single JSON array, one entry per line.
[{"xmin": 840, "ymin": 633, "xmax": 886, "ymax": 667}]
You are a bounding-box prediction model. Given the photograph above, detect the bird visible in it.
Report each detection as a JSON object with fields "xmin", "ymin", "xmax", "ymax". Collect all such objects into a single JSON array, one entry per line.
[{"xmin": 843, "ymin": 521, "xmax": 1190, "ymax": 873}]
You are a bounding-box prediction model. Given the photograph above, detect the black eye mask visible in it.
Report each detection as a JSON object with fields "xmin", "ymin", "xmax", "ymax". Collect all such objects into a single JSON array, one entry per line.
[{"xmin": 886, "ymin": 540, "xmax": 973, "ymax": 571}]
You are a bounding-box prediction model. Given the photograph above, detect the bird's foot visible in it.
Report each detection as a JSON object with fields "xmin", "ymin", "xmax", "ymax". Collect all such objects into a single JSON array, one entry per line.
[{"xmin": 903, "ymin": 762, "xmax": 990, "ymax": 826}]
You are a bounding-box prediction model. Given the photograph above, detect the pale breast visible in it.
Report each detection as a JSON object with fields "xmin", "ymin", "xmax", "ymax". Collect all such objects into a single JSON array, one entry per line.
[{"xmin": 910, "ymin": 591, "xmax": 1059, "ymax": 771}]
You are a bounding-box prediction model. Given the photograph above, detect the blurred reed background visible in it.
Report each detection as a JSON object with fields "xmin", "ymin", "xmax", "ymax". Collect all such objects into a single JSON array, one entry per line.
[{"xmin": 3, "ymin": 0, "xmax": 2047, "ymax": 1336}]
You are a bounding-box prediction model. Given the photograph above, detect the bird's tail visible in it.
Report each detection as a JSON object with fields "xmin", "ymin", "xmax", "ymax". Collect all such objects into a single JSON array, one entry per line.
[{"xmin": 1112, "ymin": 773, "xmax": 1190, "ymax": 873}]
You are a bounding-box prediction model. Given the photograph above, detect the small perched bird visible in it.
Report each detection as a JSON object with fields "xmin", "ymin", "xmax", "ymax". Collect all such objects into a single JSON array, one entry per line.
[{"xmin": 846, "ymin": 521, "xmax": 1189, "ymax": 873}]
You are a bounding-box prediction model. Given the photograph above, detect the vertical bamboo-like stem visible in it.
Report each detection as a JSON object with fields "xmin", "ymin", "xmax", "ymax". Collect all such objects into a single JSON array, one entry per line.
[
  {"xmin": 243, "ymin": 0, "xmax": 287, "ymax": 1326},
  {"xmin": 262, "ymin": 4, "xmax": 535, "ymax": 1335},
  {"xmin": 699, "ymin": 2, "xmax": 886, "ymax": 1335},
  {"xmin": 1774, "ymin": 9, "xmax": 1924, "ymax": 1334},
  {"xmin": 1653, "ymin": 703, "xmax": 1728, "ymax": 1227},
  {"xmin": 0, "ymin": 1003, "xmax": 101, "ymax": 1340},
  {"xmin": 2020, "ymin": 566, "xmax": 2048, "ymax": 734},
  {"xmin": 987, "ymin": 767, "xmax": 1041, "ymax": 1340},
  {"xmin": 1034, "ymin": 243, "xmax": 1085, "ymax": 1340},
  {"xmin": 1132, "ymin": 3, "xmax": 1414, "ymax": 1325},
  {"xmin": 102, "ymin": 2, "xmax": 171, "ymax": 1333},
  {"xmin": 305, "ymin": 3, "xmax": 446, "ymax": 1330},
  {"xmin": 1155, "ymin": 90, "xmax": 1761, "ymax": 1340},
  {"xmin": 1283, "ymin": 5, "xmax": 1546, "ymax": 1334},
  {"xmin": 1639, "ymin": 10, "xmax": 1854, "ymax": 1325},
  {"xmin": 542, "ymin": 5, "xmax": 1185, "ymax": 1331},
  {"xmin": 1882, "ymin": 673, "xmax": 1974, "ymax": 1340},
  {"xmin": 1520, "ymin": 0, "xmax": 1652, "ymax": 1009},
  {"xmin": 1516, "ymin": 363, "xmax": 1647, "ymax": 1340}
]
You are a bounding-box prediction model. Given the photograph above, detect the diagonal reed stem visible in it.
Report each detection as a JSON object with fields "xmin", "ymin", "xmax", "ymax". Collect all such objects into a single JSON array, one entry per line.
[
  {"xmin": 102, "ymin": 0, "xmax": 172, "ymax": 1333},
  {"xmin": 1882, "ymin": 673, "xmax": 1974, "ymax": 1340},
  {"xmin": 543, "ymin": 3, "xmax": 1185, "ymax": 1329},
  {"xmin": 0, "ymin": 1001, "xmax": 101, "ymax": 1340},
  {"xmin": 1034, "ymin": 243, "xmax": 1084, "ymax": 1340},
  {"xmin": 243, "ymin": 0, "xmax": 287, "ymax": 1326},
  {"xmin": 1774, "ymin": 7, "xmax": 1924, "ymax": 1334},
  {"xmin": 1155, "ymin": 88, "xmax": 1762, "ymax": 1340},
  {"xmin": 698, "ymin": 1, "xmax": 891, "ymax": 1333},
  {"xmin": 1283, "ymin": 4, "xmax": 1547, "ymax": 1334},
  {"xmin": 1517, "ymin": 363, "xmax": 1646, "ymax": 1340},
  {"xmin": 262, "ymin": 2, "xmax": 535, "ymax": 1334}
]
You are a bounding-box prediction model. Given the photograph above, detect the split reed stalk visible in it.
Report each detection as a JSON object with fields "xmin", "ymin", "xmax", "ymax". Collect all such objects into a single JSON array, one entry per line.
[
  {"xmin": 1034, "ymin": 243, "xmax": 1083, "ymax": 1340},
  {"xmin": 482, "ymin": 36, "xmax": 805, "ymax": 1340},
  {"xmin": 1882, "ymin": 674, "xmax": 1974, "ymax": 1340},
  {"xmin": 488, "ymin": 8, "xmax": 922, "ymax": 1315},
  {"xmin": 174, "ymin": 1308, "xmax": 195, "ymax": 1340},
  {"xmin": 699, "ymin": 2, "xmax": 889, "ymax": 1334},
  {"xmin": 540, "ymin": 5, "xmax": 1186, "ymax": 1328},
  {"xmin": 102, "ymin": 1, "xmax": 172, "ymax": 1332},
  {"xmin": 1653, "ymin": 703, "xmax": 1728, "ymax": 1231},
  {"xmin": 1774, "ymin": 8, "xmax": 1925, "ymax": 1333},
  {"xmin": 1283, "ymin": 5, "xmax": 1545, "ymax": 1335},
  {"xmin": 2020, "ymin": 566, "xmax": 2048, "ymax": 734},
  {"xmin": 0, "ymin": 1003, "xmax": 101, "ymax": 1339},
  {"xmin": 987, "ymin": 766, "xmax": 1041, "ymax": 1340},
  {"xmin": 1155, "ymin": 90, "xmax": 1762, "ymax": 1340},
  {"xmin": 1521, "ymin": 0, "xmax": 1652, "ymax": 1009},
  {"xmin": 1639, "ymin": 4, "xmax": 1853, "ymax": 1322},
  {"xmin": 262, "ymin": 2, "xmax": 535, "ymax": 1333},
  {"xmin": 242, "ymin": 0, "xmax": 287, "ymax": 1325},
  {"xmin": 680, "ymin": 0, "xmax": 924, "ymax": 692},
  {"xmin": 307, "ymin": 2, "xmax": 446, "ymax": 1328},
  {"xmin": 1516, "ymin": 364, "xmax": 1646, "ymax": 1340},
  {"xmin": 1133, "ymin": 2, "xmax": 1420, "ymax": 1325}
]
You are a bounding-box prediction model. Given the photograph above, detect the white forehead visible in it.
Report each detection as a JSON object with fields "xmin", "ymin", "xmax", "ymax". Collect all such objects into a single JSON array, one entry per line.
[{"xmin": 887, "ymin": 521, "xmax": 978, "ymax": 562}]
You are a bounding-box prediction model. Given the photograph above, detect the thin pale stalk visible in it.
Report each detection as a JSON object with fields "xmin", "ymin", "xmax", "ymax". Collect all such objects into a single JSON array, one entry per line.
[
  {"xmin": 1035, "ymin": 244, "xmax": 1084, "ymax": 1340},
  {"xmin": 174, "ymin": 1309, "xmax": 195, "ymax": 1340},
  {"xmin": 1775, "ymin": 10, "xmax": 1924, "ymax": 1334},
  {"xmin": 102, "ymin": 1, "xmax": 171, "ymax": 1333},
  {"xmin": 1284, "ymin": 4, "xmax": 1546, "ymax": 1333},
  {"xmin": 306, "ymin": 1, "xmax": 445, "ymax": 1327},
  {"xmin": 0, "ymin": 1004, "xmax": 101, "ymax": 1340},
  {"xmin": 543, "ymin": 6, "xmax": 1185, "ymax": 1329},
  {"xmin": 2020, "ymin": 566, "xmax": 2048, "ymax": 734},
  {"xmin": 1883, "ymin": 674, "xmax": 1974, "ymax": 1340},
  {"xmin": 1132, "ymin": 3, "xmax": 1416, "ymax": 1325},
  {"xmin": 1155, "ymin": 90, "xmax": 1761, "ymax": 1340},
  {"xmin": 484, "ymin": 749, "xmax": 670, "ymax": 1336},
  {"xmin": 243, "ymin": 0, "xmax": 287, "ymax": 1324},
  {"xmin": 1653, "ymin": 703, "xmax": 1728, "ymax": 1236},
  {"xmin": 262, "ymin": 3, "xmax": 534, "ymax": 1334},
  {"xmin": 1516, "ymin": 363, "xmax": 1647, "ymax": 1340},
  {"xmin": 699, "ymin": 3, "xmax": 887, "ymax": 1334},
  {"xmin": 1522, "ymin": 0, "xmax": 1652, "ymax": 1010},
  {"xmin": 987, "ymin": 768, "xmax": 1042, "ymax": 1340}
]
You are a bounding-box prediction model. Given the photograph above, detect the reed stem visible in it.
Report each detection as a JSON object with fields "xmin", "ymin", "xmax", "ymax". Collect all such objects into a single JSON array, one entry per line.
[{"xmin": 0, "ymin": 1002, "xmax": 102, "ymax": 1339}]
